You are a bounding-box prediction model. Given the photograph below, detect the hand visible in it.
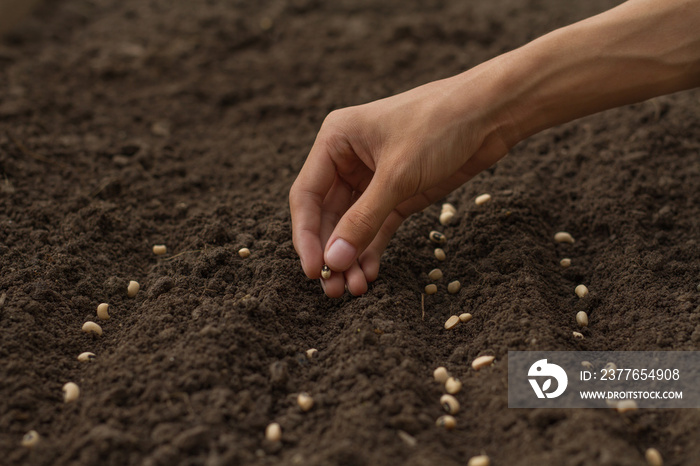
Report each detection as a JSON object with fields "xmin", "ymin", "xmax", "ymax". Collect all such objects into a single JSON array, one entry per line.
[{"xmin": 289, "ymin": 72, "xmax": 513, "ymax": 297}]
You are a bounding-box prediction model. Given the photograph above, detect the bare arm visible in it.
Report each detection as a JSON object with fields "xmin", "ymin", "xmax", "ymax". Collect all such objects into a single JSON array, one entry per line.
[{"xmin": 290, "ymin": 0, "xmax": 700, "ymax": 297}]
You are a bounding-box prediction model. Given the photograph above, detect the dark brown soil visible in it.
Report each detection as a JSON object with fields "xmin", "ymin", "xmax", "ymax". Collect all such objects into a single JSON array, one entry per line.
[{"xmin": 2, "ymin": 1, "xmax": 699, "ymax": 465}]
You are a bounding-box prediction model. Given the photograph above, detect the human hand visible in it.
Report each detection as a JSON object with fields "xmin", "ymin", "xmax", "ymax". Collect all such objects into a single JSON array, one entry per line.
[{"xmin": 289, "ymin": 72, "xmax": 514, "ymax": 297}]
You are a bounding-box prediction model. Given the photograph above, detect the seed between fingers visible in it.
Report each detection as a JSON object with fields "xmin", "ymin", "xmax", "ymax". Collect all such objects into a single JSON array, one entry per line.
[{"xmin": 321, "ymin": 265, "xmax": 331, "ymax": 280}]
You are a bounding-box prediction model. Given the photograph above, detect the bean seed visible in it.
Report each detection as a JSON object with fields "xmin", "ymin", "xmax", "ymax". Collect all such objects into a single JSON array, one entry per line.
[
  {"xmin": 475, "ymin": 193, "xmax": 492, "ymax": 206},
  {"xmin": 573, "ymin": 331, "xmax": 584, "ymax": 339},
  {"xmin": 425, "ymin": 284, "xmax": 438, "ymax": 295},
  {"xmin": 434, "ymin": 366, "xmax": 449, "ymax": 384},
  {"xmin": 77, "ymin": 352, "xmax": 96, "ymax": 362},
  {"xmin": 127, "ymin": 280, "xmax": 140, "ymax": 298},
  {"xmin": 297, "ymin": 393, "xmax": 314, "ymax": 412},
  {"xmin": 444, "ymin": 315, "xmax": 459, "ymax": 330},
  {"xmin": 435, "ymin": 415, "xmax": 456, "ymax": 430},
  {"xmin": 467, "ymin": 455, "xmax": 490, "ymax": 466},
  {"xmin": 459, "ymin": 313, "xmax": 472, "ymax": 323},
  {"xmin": 265, "ymin": 422, "xmax": 281, "ymax": 442},
  {"xmin": 645, "ymin": 448, "xmax": 663, "ymax": 466},
  {"xmin": 434, "ymin": 248, "xmax": 446, "ymax": 261},
  {"xmin": 429, "ymin": 231, "xmax": 447, "ymax": 244},
  {"xmin": 560, "ymin": 258, "xmax": 571, "ymax": 267},
  {"xmin": 441, "ymin": 203, "xmax": 456, "ymax": 215},
  {"xmin": 428, "ymin": 268, "xmax": 443, "ymax": 281},
  {"xmin": 604, "ymin": 362, "xmax": 617, "ymax": 372},
  {"xmin": 152, "ymin": 244, "xmax": 167, "ymax": 255},
  {"xmin": 63, "ymin": 382, "xmax": 80, "ymax": 403},
  {"xmin": 439, "ymin": 211, "xmax": 454, "ymax": 226},
  {"xmin": 82, "ymin": 321, "xmax": 103, "ymax": 336},
  {"xmin": 471, "ymin": 355, "xmax": 495, "ymax": 370},
  {"xmin": 554, "ymin": 232, "xmax": 575, "ymax": 244},
  {"xmin": 238, "ymin": 247, "xmax": 251, "ymax": 258},
  {"xmin": 96, "ymin": 303, "xmax": 110, "ymax": 320},
  {"xmin": 305, "ymin": 348, "xmax": 318, "ymax": 360},
  {"xmin": 616, "ymin": 400, "xmax": 638, "ymax": 413},
  {"xmin": 445, "ymin": 377, "xmax": 462, "ymax": 394},
  {"xmin": 575, "ymin": 284, "xmax": 589, "ymax": 298},
  {"xmin": 576, "ymin": 311, "xmax": 589, "ymax": 327},
  {"xmin": 447, "ymin": 280, "xmax": 461, "ymax": 294},
  {"xmin": 440, "ymin": 394, "xmax": 460, "ymax": 414},
  {"xmin": 581, "ymin": 361, "xmax": 593, "ymax": 369},
  {"xmin": 21, "ymin": 430, "xmax": 39, "ymax": 448},
  {"xmin": 321, "ymin": 265, "xmax": 331, "ymax": 280}
]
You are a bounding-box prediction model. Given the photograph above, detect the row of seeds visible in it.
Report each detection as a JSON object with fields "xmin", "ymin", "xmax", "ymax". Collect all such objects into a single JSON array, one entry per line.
[
  {"xmin": 556, "ymin": 226, "xmax": 664, "ymax": 465},
  {"xmin": 21, "ymin": 244, "xmax": 252, "ymax": 449},
  {"xmin": 428, "ymin": 197, "xmax": 494, "ymax": 466}
]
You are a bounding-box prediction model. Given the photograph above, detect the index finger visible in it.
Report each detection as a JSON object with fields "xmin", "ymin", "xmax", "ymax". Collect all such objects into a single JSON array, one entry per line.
[{"xmin": 289, "ymin": 137, "xmax": 338, "ymax": 278}]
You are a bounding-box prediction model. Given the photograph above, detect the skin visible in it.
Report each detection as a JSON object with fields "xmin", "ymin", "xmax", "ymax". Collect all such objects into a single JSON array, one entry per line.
[{"xmin": 289, "ymin": 0, "xmax": 700, "ymax": 297}]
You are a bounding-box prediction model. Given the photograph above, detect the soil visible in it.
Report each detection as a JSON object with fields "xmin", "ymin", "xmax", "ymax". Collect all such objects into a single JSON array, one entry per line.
[{"xmin": 1, "ymin": 0, "xmax": 699, "ymax": 465}]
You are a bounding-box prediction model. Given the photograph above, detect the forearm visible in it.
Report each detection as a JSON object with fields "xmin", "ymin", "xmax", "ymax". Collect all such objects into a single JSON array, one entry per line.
[{"xmin": 465, "ymin": 0, "xmax": 700, "ymax": 146}]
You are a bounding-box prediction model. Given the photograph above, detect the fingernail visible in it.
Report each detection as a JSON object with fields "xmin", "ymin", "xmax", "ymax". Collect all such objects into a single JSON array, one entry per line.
[
  {"xmin": 326, "ymin": 238, "xmax": 356, "ymax": 270},
  {"xmin": 320, "ymin": 279, "xmax": 326, "ymax": 292}
]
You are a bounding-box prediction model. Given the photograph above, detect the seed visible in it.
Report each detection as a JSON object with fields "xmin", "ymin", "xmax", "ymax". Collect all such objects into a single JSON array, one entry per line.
[
  {"xmin": 440, "ymin": 394, "xmax": 460, "ymax": 414},
  {"xmin": 265, "ymin": 422, "xmax": 281, "ymax": 442},
  {"xmin": 645, "ymin": 448, "xmax": 663, "ymax": 466},
  {"xmin": 152, "ymin": 244, "xmax": 167, "ymax": 255},
  {"xmin": 305, "ymin": 348, "xmax": 318, "ymax": 360},
  {"xmin": 441, "ymin": 203, "xmax": 456, "ymax": 215},
  {"xmin": 82, "ymin": 321, "xmax": 103, "ymax": 336},
  {"xmin": 425, "ymin": 284, "xmax": 438, "ymax": 295},
  {"xmin": 471, "ymin": 355, "xmax": 495, "ymax": 370},
  {"xmin": 96, "ymin": 303, "xmax": 110, "ymax": 320},
  {"xmin": 439, "ymin": 211, "xmax": 454, "ymax": 226},
  {"xmin": 475, "ymin": 193, "xmax": 492, "ymax": 206},
  {"xmin": 444, "ymin": 315, "xmax": 460, "ymax": 330},
  {"xmin": 297, "ymin": 393, "xmax": 314, "ymax": 412},
  {"xmin": 573, "ymin": 331, "xmax": 584, "ymax": 339},
  {"xmin": 581, "ymin": 361, "xmax": 593, "ymax": 369},
  {"xmin": 604, "ymin": 362, "xmax": 617, "ymax": 372},
  {"xmin": 434, "ymin": 248, "xmax": 446, "ymax": 261},
  {"xmin": 433, "ymin": 366, "xmax": 449, "ymax": 384},
  {"xmin": 459, "ymin": 313, "xmax": 472, "ymax": 323},
  {"xmin": 238, "ymin": 247, "xmax": 251, "ymax": 258},
  {"xmin": 127, "ymin": 280, "xmax": 140, "ymax": 298},
  {"xmin": 447, "ymin": 280, "xmax": 461, "ymax": 294},
  {"xmin": 77, "ymin": 352, "xmax": 96, "ymax": 362},
  {"xmin": 428, "ymin": 268, "xmax": 443, "ymax": 281},
  {"xmin": 445, "ymin": 377, "xmax": 462, "ymax": 394},
  {"xmin": 21, "ymin": 430, "xmax": 40, "ymax": 448},
  {"xmin": 435, "ymin": 415, "xmax": 456, "ymax": 430},
  {"xmin": 429, "ymin": 231, "xmax": 447, "ymax": 244},
  {"xmin": 63, "ymin": 382, "xmax": 80, "ymax": 403},
  {"xmin": 321, "ymin": 265, "xmax": 331, "ymax": 280},
  {"xmin": 467, "ymin": 455, "xmax": 491, "ymax": 466},
  {"xmin": 576, "ymin": 311, "xmax": 589, "ymax": 327},
  {"xmin": 616, "ymin": 400, "xmax": 638, "ymax": 413},
  {"xmin": 575, "ymin": 284, "xmax": 589, "ymax": 298},
  {"xmin": 560, "ymin": 258, "xmax": 571, "ymax": 267},
  {"xmin": 554, "ymin": 231, "xmax": 575, "ymax": 244}
]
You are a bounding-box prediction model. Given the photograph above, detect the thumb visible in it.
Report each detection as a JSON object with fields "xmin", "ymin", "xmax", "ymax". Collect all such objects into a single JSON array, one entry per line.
[{"xmin": 324, "ymin": 174, "xmax": 402, "ymax": 271}]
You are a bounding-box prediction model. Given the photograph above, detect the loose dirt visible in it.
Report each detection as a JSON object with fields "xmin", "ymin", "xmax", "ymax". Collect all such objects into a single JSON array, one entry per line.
[{"xmin": 1, "ymin": 1, "xmax": 699, "ymax": 465}]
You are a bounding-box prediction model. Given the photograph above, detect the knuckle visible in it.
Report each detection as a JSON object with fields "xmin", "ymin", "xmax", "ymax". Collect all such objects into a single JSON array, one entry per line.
[{"xmin": 346, "ymin": 206, "xmax": 377, "ymax": 237}]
